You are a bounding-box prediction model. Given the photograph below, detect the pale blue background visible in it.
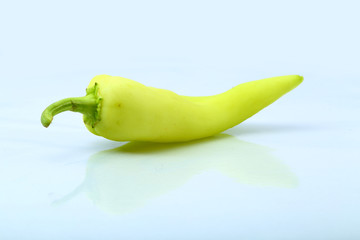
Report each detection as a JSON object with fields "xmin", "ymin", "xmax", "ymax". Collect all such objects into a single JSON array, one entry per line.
[{"xmin": 1, "ymin": 0, "xmax": 359, "ymax": 239}]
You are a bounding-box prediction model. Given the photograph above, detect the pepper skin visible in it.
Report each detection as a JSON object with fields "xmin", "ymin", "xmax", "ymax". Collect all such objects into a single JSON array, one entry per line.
[{"xmin": 41, "ymin": 74, "xmax": 303, "ymax": 142}]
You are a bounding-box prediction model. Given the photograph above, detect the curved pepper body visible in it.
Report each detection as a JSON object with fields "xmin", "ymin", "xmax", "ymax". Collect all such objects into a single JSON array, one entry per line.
[{"xmin": 82, "ymin": 74, "xmax": 303, "ymax": 142}]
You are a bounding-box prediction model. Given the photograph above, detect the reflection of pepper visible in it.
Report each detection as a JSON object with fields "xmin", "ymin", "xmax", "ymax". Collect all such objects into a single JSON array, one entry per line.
[
  {"xmin": 41, "ymin": 74, "xmax": 303, "ymax": 142},
  {"xmin": 53, "ymin": 134, "xmax": 297, "ymax": 214}
]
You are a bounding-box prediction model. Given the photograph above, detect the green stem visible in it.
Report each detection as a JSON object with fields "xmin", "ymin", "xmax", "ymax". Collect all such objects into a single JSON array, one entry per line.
[{"xmin": 41, "ymin": 94, "xmax": 98, "ymax": 128}]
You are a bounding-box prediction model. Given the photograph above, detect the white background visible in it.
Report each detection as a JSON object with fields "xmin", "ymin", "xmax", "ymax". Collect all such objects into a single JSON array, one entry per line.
[{"xmin": 1, "ymin": 0, "xmax": 359, "ymax": 239}]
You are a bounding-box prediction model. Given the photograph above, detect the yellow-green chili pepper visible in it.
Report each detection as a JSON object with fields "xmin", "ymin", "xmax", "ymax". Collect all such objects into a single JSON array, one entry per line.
[{"xmin": 41, "ymin": 74, "xmax": 303, "ymax": 142}]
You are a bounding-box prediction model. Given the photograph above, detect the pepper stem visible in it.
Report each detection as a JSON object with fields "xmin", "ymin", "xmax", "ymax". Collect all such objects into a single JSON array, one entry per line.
[{"xmin": 41, "ymin": 94, "xmax": 98, "ymax": 128}]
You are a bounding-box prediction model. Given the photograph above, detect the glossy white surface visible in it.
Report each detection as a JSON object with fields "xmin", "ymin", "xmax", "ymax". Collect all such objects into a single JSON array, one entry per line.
[{"xmin": 1, "ymin": 1, "xmax": 360, "ymax": 239}]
